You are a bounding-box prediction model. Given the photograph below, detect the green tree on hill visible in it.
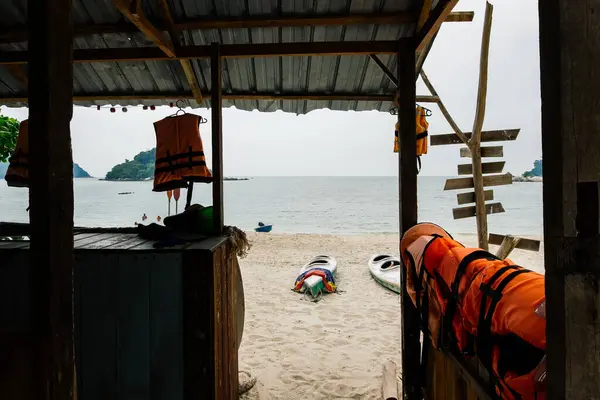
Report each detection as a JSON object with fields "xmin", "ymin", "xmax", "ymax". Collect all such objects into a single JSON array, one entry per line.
[
  {"xmin": 523, "ymin": 159, "xmax": 543, "ymax": 178},
  {"xmin": 0, "ymin": 115, "xmax": 20, "ymax": 163},
  {"xmin": 105, "ymin": 148, "xmax": 156, "ymax": 181}
]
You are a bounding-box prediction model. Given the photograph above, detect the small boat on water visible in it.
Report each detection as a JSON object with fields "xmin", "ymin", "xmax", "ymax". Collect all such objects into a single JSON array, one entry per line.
[
  {"xmin": 254, "ymin": 221, "xmax": 273, "ymax": 233},
  {"xmin": 368, "ymin": 254, "xmax": 401, "ymax": 294}
]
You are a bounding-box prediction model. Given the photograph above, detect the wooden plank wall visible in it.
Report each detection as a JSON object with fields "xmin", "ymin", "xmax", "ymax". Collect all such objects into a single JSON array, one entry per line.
[
  {"xmin": 424, "ymin": 341, "xmax": 496, "ymax": 400},
  {"xmin": 0, "ymin": 242, "xmax": 238, "ymax": 400}
]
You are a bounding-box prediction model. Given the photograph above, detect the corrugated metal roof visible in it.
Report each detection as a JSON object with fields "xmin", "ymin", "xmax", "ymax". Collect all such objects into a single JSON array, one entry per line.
[{"xmin": 0, "ymin": 0, "xmax": 440, "ymax": 114}]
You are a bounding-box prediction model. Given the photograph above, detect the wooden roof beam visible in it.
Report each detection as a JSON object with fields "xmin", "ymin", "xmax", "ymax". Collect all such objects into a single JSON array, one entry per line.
[
  {"xmin": 0, "ymin": 40, "xmax": 403, "ymax": 64},
  {"xmin": 157, "ymin": 0, "xmax": 204, "ymax": 106},
  {"xmin": 416, "ymin": 0, "xmax": 460, "ymax": 53},
  {"xmin": 0, "ymin": 92, "xmax": 441, "ymax": 103},
  {"xmin": 113, "ymin": 0, "xmax": 175, "ymax": 58},
  {"xmin": 0, "ymin": 11, "xmax": 474, "ymax": 43}
]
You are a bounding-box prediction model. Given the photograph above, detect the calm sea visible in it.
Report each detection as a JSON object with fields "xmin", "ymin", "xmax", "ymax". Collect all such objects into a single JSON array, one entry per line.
[{"xmin": 0, "ymin": 177, "xmax": 543, "ymax": 236}]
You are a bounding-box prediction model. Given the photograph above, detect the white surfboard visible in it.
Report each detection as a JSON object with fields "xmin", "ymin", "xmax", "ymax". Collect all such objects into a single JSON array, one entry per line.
[{"xmin": 368, "ymin": 254, "xmax": 401, "ymax": 294}]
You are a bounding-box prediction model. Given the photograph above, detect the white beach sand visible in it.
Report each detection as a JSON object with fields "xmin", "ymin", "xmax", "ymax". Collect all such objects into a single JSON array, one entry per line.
[{"xmin": 237, "ymin": 232, "xmax": 544, "ymax": 399}]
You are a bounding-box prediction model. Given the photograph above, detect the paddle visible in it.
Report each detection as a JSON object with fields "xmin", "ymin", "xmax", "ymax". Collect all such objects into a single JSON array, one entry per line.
[
  {"xmin": 167, "ymin": 190, "xmax": 172, "ymax": 216},
  {"xmin": 174, "ymin": 188, "xmax": 181, "ymax": 214}
]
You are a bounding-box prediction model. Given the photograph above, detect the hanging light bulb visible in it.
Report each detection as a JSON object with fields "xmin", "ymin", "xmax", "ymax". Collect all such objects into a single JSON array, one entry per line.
[
  {"xmin": 150, "ymin": 105, "xmax": 156, "ymax": 110},
  {"xmin": 122, "ymin": 107, "xmax": 128, "ymax": 112},
  {"xmin": 110, "ymin": 107, "xmax": 116, "ymax": 113},
  {"xmin": 143, "ymin": 105, "xmax": 148, "ymax": 110}
]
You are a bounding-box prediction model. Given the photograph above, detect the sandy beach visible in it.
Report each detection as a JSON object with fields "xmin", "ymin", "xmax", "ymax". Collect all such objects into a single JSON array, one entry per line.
[{"xmin": 237, "ymin": 232, "xmax": 544, "ymax": 399}]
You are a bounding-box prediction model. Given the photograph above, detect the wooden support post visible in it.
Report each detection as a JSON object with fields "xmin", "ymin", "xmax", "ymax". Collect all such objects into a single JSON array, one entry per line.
[
  {"xmin": 397, "ymin": 40, "xmax": 421, "ymax": 400},
  {"xmin": 494, "ymin": 235, "xmax": 521, "ymax": 259},
  {"xmin": 211, "ymin": 42, "xmax": 224, "ymax": 236},
  {"xmin": 539, "ymin": 1, "xmax": 600, "ymax": 399},
  {"xmin": 469, "ymin": 2, "xmax": 493, "ymax": 250},
  {"xmin": 28, "ymin": 0, "xmax": 75, "ymax": 399}
]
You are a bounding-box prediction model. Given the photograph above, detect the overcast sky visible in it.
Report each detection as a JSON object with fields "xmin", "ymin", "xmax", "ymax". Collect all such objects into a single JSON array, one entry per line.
[{"xmin": 0, "ymin": 0, "xmax": 540, "ymax": 178}]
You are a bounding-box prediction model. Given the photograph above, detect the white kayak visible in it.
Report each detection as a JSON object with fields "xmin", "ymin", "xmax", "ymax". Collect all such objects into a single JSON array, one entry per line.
[
  {"xmin": 295, "ymin": 255, "xmax": 338, "ymax": 300},
  {"xmin": 368, "ymin": 254, "xmax": 401, "ymax": 294}
]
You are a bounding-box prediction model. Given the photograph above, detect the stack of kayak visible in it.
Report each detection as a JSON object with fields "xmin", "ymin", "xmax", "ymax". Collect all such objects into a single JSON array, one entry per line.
[{"xmin": 293, "ymin": 255, "xmax": 337, "ymax": 302}]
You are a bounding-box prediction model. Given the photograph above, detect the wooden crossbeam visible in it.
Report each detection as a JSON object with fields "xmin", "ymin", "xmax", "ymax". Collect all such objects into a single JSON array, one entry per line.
[
  {"xmin": 113, "ymin": 0, "xmax": 175, "ymax": 58},
  {"xmin": 0, "ymin": 41, "xmax": 403, "ymax": 65},
  {"xmin": 460, "ymin": 146, "xmax": 503, "ymax": 158},
  {"xmin": 0, "ymin": 12, "xmax": 475, "ymax": 44},
  {"xmin": 6, "ymin": 64, "xmax": 28, "ymax": 88},
  {"xmin": 416, "ymin": 0, "xmax": 460, "ymax": 53},
  {"xmin": 453, "ymin": 202, "xmax": 504, "ymax": 220},
  {"xmin": 430, "ymin": 129, "xmax": 520, "ymax": 146},
  {"xmin": 457, "ymin": 190, "xmax": 494, "ymax": 205},
  {"xmin": 444, "ymin": 173, "xmax": 512, "ymax": 190},
  {"xmin": 157, "ymin": 0, "xmax": 204, "ymax": 106},
  {"xmin": 457, "ymin": 161, "xmax": 505, "ymax": 175},
  {"xmin": 369, "ymin": 54, "xmax": 397, "ymax": 86},
  {"xmin": 0, "ymin": 92, "xmax": 440, "ymax": 103},
  {"xmin": 488, "ymin": 233, "xmax": 541, "ymax": 252}
]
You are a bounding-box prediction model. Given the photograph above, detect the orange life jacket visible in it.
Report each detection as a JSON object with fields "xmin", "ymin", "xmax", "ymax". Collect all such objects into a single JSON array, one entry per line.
[
  {"xmin": 153, "ymin": 114, "xmax": 211, "ymax": 192},
  {"xmin": 405, "ymin": 235, "xmax": 546, "ymax": 400},
  {"xmin": 5, "ymin": 119, "xmax": 29, "ymax": 188},
  {"xmin": 393, "ymin": 105, "xmax": 429, "ymax": 172}
]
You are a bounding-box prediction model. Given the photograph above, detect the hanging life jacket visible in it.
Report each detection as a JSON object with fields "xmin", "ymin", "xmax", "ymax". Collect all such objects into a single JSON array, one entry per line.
[
  {"xmin": 393, "ymin": 106, "xmax": 429, "ymax": 173},
  {"xmin": 153, "ymin": 113, "xmax": 212, "ymax": 192},
  {"xmin": 401, "ymin": 228, "xmax": 546, "ymax": 400},
  {"xmin": 5, "ymin": 119, "xmax": 30, "ymax": 188}
]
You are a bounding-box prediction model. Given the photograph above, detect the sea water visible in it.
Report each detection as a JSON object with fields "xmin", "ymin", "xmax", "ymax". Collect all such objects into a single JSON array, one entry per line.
[{"xmin": 0, "ymin": 176, "xmax": 543, "ymax": 236}]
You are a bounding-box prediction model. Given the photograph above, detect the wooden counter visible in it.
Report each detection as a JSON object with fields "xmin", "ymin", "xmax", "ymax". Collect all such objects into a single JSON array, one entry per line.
[{"xmin": 0, "ymin": 233, "xmax": 238, "ymax": 400}]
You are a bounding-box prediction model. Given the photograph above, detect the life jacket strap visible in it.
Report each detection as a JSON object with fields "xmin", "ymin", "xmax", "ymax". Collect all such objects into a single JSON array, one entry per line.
[
  {"xmin": 155, "ymin": 161, "xmax": 207, "ymax": 174},
  {"xmin": 477, "ymin": 266, "xmax": 531, "ymax": 400},
  {"xmin": 442, "ymin": 250, "xmax": 499, "ymax": 350},
  {"xmin": 416, "ymin": 131, "xmax": 428, "ymax": 140},
  {"xmin": 155, "ymin": 150, "xmax": 206, "ymax": 165}
]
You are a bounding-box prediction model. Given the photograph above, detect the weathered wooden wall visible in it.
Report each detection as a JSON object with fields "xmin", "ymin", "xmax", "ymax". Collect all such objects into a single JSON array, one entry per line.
[
  {"xmin": 0, "ymin": 237, "xmax": 239, "ymax": 400},
  {"xmin": 539, "ymin": 1, "xmax": 600, "ymax": 399}
]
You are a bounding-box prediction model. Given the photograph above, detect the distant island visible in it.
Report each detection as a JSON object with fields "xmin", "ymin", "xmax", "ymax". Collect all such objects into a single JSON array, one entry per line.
[
  {"xmin": 104, "ymin": 148, "xmax": 249, "ymax": 181},
  {"xmin": 0, "ymin": 161, "xmax": 91, "ymax": 179},
  {"xmin": 512, "ymin": 159, "xmax": 542, "ymax": 182}
]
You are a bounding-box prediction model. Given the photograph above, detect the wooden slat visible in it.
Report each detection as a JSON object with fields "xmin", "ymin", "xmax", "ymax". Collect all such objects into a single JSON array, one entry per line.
[
  {"xmin": 456, "ymin": 189, "xmax": 494, "ymax": 205},
  {"xmin": 444, "ymin": 173, "xmax": 512, "ymax": 190},
  {"xmin": 430, "ymin": 129, "xmax": 520, "ymax": 146},
  {"xmin": 149, "ymin": 254, "xmax": 184, "ymax": 399},
  {"xmin": 488, "ymin": 233, "xmax": 541, "ymax": 252},
  {"xmin": 73, "ymin": 233, "xmax": 117, "ymax": 248},
  {"xmin": 0, "ymin": 40, "xmax": 404, "ymax": 65},
  {"xmin": 77, "ymin": 254, "xmax": 118, "ymax": 400},
  {"xmin": 457, "ymin": 161, "xmax": 505, "ymax": 175},
  {"xmin": 105, "ymin": 236, "xmax": 150, "ymax": 250},
  {"xmin": 113, "ymin": 0, "xmax": 175, "ymax": 58},
  {"xmin": 453, "ymin": 202, "xmax": 505, "ymax": 219},
  {"xmin": 460, "ymin": 146, "xmax": 503, "ymax": 158},
  {"xmin": 117, "ymin": 254, "xmax": 151, "ymax": 398},
  {"xmin": 77, "ymin": 234, "xmax": 138, "ymax": 249},
  {"xmin": 0, "ymin": 11, "xmax": 474, "ymax": 43}
]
